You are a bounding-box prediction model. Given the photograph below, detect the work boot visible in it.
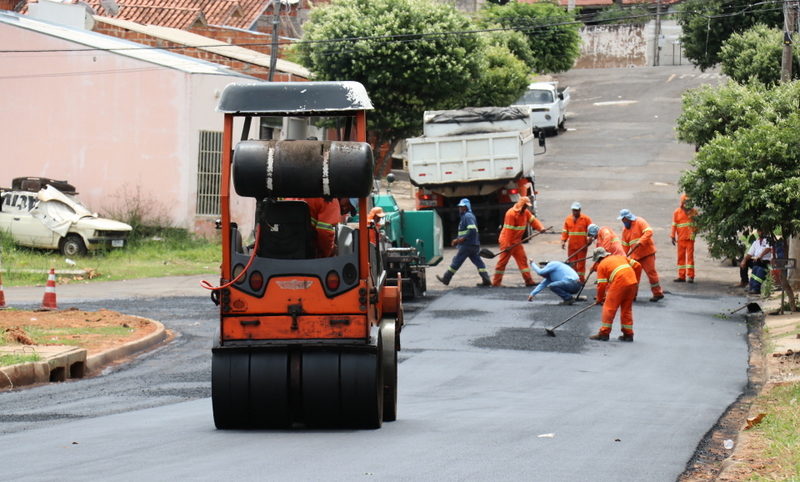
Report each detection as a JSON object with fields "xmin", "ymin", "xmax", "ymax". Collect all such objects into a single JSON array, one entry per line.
[
  {"xmin": 649, "ymin": 294, "xmax": 664, "ymax": 302},
  {"xmin": 687, "ymin": 278, "xmax": 694, "ymax": 284},
  {"xmin": 525, "ymin": 281, "xmax": 538, "ymax": 287},
  {"xmin": 477, "ymin": 276, "xmax": 492, "ymax": 287},
  {"xmin": 673, "ymin": 278, "xmax": 685, "ymax": 283},
  {"xmin": 560, "ymin": 297, "xmax": 575, "ymax": 305},
  {"xmin": 435, "ymin": 274, "xmax": 450, "ymax": 286},
  {"xmin": 618, "ymin": 334, "xmax": 634, "ymax": 342},
  {"xmin": 589, "ymin": 333, "xmax": 609, "ymax": 341}
]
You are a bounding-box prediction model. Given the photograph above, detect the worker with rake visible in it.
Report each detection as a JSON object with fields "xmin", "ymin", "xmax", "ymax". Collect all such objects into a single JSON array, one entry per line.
[
  {"xmin": 589, "ymin": 247, "xmax": 638, "ymax": 342},
  {"xmin": 561, "ymin": 202, "xmax": 593, "ymax": 282},
  {"xmin": 492, "ymin": 196, "xmax": 547, "ymax": 287}
]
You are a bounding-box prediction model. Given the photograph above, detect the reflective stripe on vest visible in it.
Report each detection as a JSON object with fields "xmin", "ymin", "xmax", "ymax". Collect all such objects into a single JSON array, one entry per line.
[
  {"xmin": 503, "ymin": 224, "xmax": 526, "ymax": 231},
  {"xmin": 609, "ymin": 263, "xmax": 632, "ymax": 282}
]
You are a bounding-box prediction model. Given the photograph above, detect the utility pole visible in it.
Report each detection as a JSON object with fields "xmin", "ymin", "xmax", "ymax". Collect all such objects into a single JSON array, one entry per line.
[
  {"xmin": 653, "ymin": 0, "xmax": 662, "ymax": 66},
  {"xmin": 781, "ymin": 0, "xmax": 797, "ymax": 82},
  {"xmin": 268, "ymin": 0, "xmax": 282, "ymax": 82}
]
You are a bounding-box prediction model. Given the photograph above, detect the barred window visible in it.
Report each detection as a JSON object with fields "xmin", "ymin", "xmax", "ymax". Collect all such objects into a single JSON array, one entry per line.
[{"xmin": 196, "ymin": 130, "xmax": 222, "ymax": 216}]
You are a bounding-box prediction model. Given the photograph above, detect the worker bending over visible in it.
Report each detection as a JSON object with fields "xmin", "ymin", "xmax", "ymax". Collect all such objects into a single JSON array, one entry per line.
[
  {"xmin": 492, "ymin": 196, "xmax": 547, "ymax": 287},
  {"xmin": 589, "ymin": 247, "xmax": 638, "ymax": 342},
  {"xmin": 561, "ymin": 202, "xmax": 593, "ymax": 282},
  {"xmin": 587, "ymin": 224, "xmax": 626, "ymax": 256},
  {"xmin": 619, "ymin": 209, "xmax": 664, "ymax": 302},
  {"xmin": 527, "ymin": 260, "xmax": 581, "ymax": 305},
  {"xmin": 670, "ymin": 194, "xmax": 697, "ymax": 283},
  {"xmin": 437, "ymin": 198, "xmax": 492, "ymax": 287}
]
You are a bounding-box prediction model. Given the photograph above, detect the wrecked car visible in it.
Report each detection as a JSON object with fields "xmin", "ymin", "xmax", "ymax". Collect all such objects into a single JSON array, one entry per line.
[{"xmin": 0, "ymin": 177, "xmax": 132, "ymax": 256}]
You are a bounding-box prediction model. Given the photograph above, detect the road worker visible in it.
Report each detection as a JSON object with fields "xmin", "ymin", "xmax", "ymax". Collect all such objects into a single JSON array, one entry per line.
[
  {"xmin": 367, "ymin": 206, "xmax": 386, "ymax": 245},
  {"xmin": 492, "ymin": 196, "xmax": 547, "ymax": 287},
  {"xmin": 619, "ymin": 209, "xmax": 664, "ymax": 302},
  {"xmin": 587, "ymin": 224, "xmax": 626, "ymax": 257},
  {"xmin": 670, "ymin": 194, "xmax": 698, "ymax": 283},
  {"xmin": 437, "ymin": 198, "xmax": 492, "ymax": 287},
  {"xmin": 589, "ymin": 247, "xmax": 638, "ymax": 342},
  {"xmin": 290, "ymin": 197, "xmax": 340, "ymax": 257},
  {"xmin": 527, "ymin": 260, "xmax": 581, "ymax": 304},
  {"xmin": 561, "ymin": 202, "xmax": 593, "ymax": 282}
]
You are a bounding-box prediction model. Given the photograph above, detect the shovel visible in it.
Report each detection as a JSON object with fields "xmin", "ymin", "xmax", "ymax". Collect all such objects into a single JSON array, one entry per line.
[
  {"xmin": 564, "ymin": 240, "xmax": 592, "ymax": 265},
  {"xmin": 479, "ymin": 226, "xmax": 553, "ymax": 259},
  {"xmin": 544, "ymin": 302, "xmax": 598, "ymax": 337}
]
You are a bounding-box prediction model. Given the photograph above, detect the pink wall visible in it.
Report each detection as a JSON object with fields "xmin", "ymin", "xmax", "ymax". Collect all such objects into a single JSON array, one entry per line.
[{"xmin": 0, "ymin": 21, "xmax": 254, "ymax": 233}]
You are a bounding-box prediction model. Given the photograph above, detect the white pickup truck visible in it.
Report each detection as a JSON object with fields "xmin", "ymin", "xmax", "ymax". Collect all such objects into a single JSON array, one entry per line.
[{"xmin": 513, "ymin": 81, "xmax": 570, "ymax": 135}]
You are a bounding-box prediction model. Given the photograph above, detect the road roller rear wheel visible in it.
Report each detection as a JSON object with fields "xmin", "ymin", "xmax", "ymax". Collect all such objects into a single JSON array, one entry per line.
[
  {"xmin": 301, "ymin": 351, "xmax": 342, "ymax": 427},
  {"xmin": 249, "ymin": 351, "xmax": 291, "ymax": 428},
  {"xmin": 211, "ymin": 350, "xmax": 250, "ymax": 429},
  {"xmin": 381, "ymin": 320, "xmax": 398, "ymax": 422},
  {"xmin": 340, "ymin": 350, "xmax": 383, "ymax": 429}
]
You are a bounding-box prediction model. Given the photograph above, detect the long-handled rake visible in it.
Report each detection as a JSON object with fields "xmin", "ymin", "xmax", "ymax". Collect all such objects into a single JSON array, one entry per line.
[
  {"xmin": 544, "ymin": 302, "xmax": 597, "ymax": 337},
  {"xmin": 479, "ymin": 226, "xmax": 554, "ymax": 259}
]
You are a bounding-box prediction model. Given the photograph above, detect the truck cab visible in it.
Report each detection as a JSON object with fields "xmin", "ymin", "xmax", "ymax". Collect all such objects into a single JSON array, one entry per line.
[{"xmin": 513, "ymin": 81, "xmax": 570, "ymax": 135}]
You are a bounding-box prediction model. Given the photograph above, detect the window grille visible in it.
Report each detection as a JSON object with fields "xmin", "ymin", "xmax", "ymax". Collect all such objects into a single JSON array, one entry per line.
[{"xmin": 196, "ymin": 130, "xmax": 222, "ymax": 216}]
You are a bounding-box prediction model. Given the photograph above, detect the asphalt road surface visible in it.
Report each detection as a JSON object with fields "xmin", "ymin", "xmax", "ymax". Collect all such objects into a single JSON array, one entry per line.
[{"xmin": 0, "ymin": 66, "xmax": 750, "ymax": 481}]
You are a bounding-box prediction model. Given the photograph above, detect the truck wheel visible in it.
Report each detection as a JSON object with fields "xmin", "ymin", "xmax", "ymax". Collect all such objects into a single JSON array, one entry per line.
[{"xmin": 60, "ymin": 234, "xmax": 87, "ymax": 257}]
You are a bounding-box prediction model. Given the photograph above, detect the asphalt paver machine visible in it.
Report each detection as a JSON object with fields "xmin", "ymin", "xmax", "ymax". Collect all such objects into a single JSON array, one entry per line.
[{"xmin": 210, "ymin": 81, "xmax": 402, "ymax": 429}]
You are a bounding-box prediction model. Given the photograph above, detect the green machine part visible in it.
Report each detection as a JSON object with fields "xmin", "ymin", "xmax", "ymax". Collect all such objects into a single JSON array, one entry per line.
[{"xmin": 372, "ymin": 194, "xmax": 443, "ymax": 266}]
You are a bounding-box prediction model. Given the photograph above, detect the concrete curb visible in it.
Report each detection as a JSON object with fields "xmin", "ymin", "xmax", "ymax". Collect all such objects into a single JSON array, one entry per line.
[
  {"xmin": 0, "ymin": 316, "xmax": 168, "ymax": 390},
  {"xmin": 85, "ymin": 317, "xmax": 168, "ymax": 374}
]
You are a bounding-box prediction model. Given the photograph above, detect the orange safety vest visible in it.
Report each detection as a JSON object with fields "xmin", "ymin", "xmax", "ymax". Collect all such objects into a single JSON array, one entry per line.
[
  {"xmin": 671, "ymin": 207, "xmax": 697, "ymax": 241},
  {"xmin": 621, "ymin": 217, "xmax": 656, "ymax": 259},
  {"xmin": 499, "ymin": 206, "xmax": 544, "ymax": 248},
  {"xmin": 562, "ymin": 213, "xmax": 593, "ymax": 250},
  {"xmin": 595, "ymin": 254, "xmax": 638, "ymax": 302},
  {"xmin": 596, "ymin": 226, "xmax": 626, "ymax": 256}
]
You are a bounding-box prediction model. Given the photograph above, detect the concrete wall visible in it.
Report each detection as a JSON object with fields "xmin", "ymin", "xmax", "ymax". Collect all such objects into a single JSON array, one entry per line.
[
  {"xmin": 576, "ymin": 20, "xmax": 684, "ymax": 69},
  {"xmin": 0, "ymin": 22, "xmax": 253, "ymax": 233}
]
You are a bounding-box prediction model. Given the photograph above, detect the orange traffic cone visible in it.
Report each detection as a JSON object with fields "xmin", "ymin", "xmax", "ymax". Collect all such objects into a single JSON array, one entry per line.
[
  {"xmin": 41, "ymin": 268, "xmax": 57, "ymax": 310},
  {"xmin": 0, "ymin": 272, "xmax": 5, "ymax": 309}
]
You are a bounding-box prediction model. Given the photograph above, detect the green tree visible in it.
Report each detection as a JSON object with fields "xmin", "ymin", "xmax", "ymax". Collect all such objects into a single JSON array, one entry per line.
[
  {"xmin": 720, "ymin": 25, "xmax": 800, "ymax": 86},
  {"xmin": 594, "ymin": 4, "xmax": 651, "ymax": 25},
  {"xmin": 680, "ymin": 113, "xmax": 800, "ymax": 305},
  {"xmin": 482, "ymin": 1, "xmax": 582, "ymax": 74},
  {"xmin": 677, "ymin": 0, "xmax": 782, "ymax": 71},
  {"xmin": 675, "ymin": 80, "xmax": 772, "ymax": 148},
  {"xmin": 460, "ymin": 41, "xmax": 530, "ymax": 107},
  {"xmin": 293, "ymin": 0, "xmax": 481, "ymax": 144}
]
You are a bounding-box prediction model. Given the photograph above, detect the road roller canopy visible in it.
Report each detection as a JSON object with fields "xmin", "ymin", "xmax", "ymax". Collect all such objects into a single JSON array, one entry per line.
[{"xmin": 217, "ymin": 81, "xmax": 373, "ymax": 116}]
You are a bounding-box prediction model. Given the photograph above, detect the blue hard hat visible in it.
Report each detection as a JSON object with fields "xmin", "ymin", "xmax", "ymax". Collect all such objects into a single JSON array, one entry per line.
[
  {"xmin": 458, "ymin": 198, "xmax": 470, "ymax": 207},
  {"xmin": 587, "ymin": 224, "xmax": 599, "ymax": 237},
  {"xmin": 617, "ymin": 209, "xmax": 636, "ymax": 221}
]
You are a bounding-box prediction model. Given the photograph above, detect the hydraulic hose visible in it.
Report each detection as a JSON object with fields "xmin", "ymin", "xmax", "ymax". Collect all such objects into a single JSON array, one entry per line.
[{"xmin": 201, "ymin": 224, "xmax": 261, "ymax": 291}]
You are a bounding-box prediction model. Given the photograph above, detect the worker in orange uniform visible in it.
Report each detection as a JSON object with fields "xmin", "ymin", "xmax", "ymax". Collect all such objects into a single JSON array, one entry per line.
[
  {"xmin": 619, "ymin": 209, "xmax": 664, "ymax": 302},
  {"xmin": 587, "ymin": 224, "xmax": 626, "ymax": 257},
  {"xmin": 589, "ymin": 247, "xmax": 638, "ymax": 342},
  {"xmin": 670, "ymin": 194, "xmax": 697, "ymax": 283},
  {"xmin": 290, "ymin": 197, "xmax": 340, "ymax": 257},
  {"xmin": 367, "ymin": 207, "xmax": 386, "ymax": 245},
  {"xmin": 492, "ymin": 196, "xmax": 547, "ymax": 287},
  {"xmin": 561, "ymin": 202, "xmax": 593, "ymax": 282}
]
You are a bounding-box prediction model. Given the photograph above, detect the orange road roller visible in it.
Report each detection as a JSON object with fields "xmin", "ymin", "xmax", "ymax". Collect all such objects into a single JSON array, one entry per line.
[{"xmin": 209, "ymin": 81, "xmax": 402, "ymax": 429}]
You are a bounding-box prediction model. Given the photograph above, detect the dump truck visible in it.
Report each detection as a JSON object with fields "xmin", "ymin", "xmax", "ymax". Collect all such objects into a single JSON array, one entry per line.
[
  {"xmin": 406, "ymin": 106, "xmax": 542, "ymax": 242},
  {"xmin": 209, "ymin": 81, "xmax": 401, "ymax": 429}
]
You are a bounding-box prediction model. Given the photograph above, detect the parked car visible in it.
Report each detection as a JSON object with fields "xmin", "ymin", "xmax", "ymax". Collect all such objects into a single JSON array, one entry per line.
[
  {"xmin": 0, "ymin": 177, "xmax": 132, "ymax": 256},
  {"xmin": 513, "ymin": 81, "xmax": 571, "ymax": 135}
]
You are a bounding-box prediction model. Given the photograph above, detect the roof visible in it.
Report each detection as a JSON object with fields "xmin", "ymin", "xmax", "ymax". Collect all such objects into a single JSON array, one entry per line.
[
  {"xmin": 519, "ymin": 0, "xmax": 681, "ymax": 7},
  {"xmin": 0, "ymin": 11, "xmax": 253, "ymax": 76},
  {"xmin": 81, "ymin": 0, "xmax": 268, "ymax": 30},
  {"xmin": 218, "ymin": 81, "xmax": 373, "ymax": 115},
  {"xmin": 94, "ymin": 15, "xmax": 310, "ymax": 77}
]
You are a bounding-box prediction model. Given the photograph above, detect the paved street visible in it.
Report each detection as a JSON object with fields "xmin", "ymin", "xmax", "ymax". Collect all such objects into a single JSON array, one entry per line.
[{"xmin": 0, "ymin": 65, "xmax": 752, "ymax": 481}]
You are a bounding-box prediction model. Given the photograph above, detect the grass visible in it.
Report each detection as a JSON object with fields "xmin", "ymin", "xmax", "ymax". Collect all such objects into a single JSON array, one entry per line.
[
  {"xmin": 0, "ymin": 353, "xmax": 42, "ymax": 367},
  {"xmin": 23, "ymin": 325, "xmax": 134, "ymax": 346},
  {"xmin": 0, "ymin": 228, "xmax": 220, "ymax": 287},
  {"xmin": 747, "ymin": 382, "xmax": 800, "ymax": 480}
]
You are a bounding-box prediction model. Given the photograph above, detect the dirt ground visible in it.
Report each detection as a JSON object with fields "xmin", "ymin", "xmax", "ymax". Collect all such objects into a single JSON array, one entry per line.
[{"xmin": 0, "ymin": 308, "xmax": 156, "ymax": 355}]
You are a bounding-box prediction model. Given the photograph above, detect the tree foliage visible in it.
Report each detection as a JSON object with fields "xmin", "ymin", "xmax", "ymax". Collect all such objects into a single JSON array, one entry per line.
[
  {"xmin": 719, "ymin": 25, "xmax": 800, "ymax": 86},
  {"xmin": 481, "ymin": 1, "xmax": 582, "ymax": 74},
  {"xmin": 593, "ymin": 4, "xmax": 651, "ymax": 25},
  {"xmin": 680, "ymin": 113, "xmax": 800, "ymax": 261},
  {"xmin": 293, "ymin": 0, "xmax": 482, "ymax": 142},
  {"xmin": 456, "ymin": 30, "xmax": 532, "ymax": 107},
  {"xmin": 676, "ymin": 0, "xmax": 782, "ymax": 71}
]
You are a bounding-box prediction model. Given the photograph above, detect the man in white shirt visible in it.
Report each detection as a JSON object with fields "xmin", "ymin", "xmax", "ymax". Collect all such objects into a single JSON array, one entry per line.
[{"xmin": 739, "ymin": 231, "xmax": 772, "ymax": 293}]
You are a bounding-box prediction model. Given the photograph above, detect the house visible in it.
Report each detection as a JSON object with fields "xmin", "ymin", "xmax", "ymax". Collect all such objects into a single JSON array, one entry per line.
[{"xmin": 0, "ymin": 10, "xmax": 270, "ymax": 236}]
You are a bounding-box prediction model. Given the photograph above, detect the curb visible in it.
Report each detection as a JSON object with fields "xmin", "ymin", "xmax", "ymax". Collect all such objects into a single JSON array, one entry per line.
[{"xmin": 0, "ymin": 317, "xmax": 168, "ymax": 390}]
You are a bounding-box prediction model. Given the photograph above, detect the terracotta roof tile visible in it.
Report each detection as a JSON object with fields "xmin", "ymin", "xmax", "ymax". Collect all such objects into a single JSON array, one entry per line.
[{"xmin": 73, "ymin": 0, "xmax": 268, "ymax": 30}]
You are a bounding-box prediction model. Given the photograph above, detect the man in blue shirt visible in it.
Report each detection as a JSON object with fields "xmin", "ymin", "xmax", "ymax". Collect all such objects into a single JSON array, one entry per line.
[
  {"xmin": 436, "ymin": 198, "xmax": 492, "ymax": 287},
  {"xmin": 527, "ymin": 260, "xmax": 582, "ymax": 304}
]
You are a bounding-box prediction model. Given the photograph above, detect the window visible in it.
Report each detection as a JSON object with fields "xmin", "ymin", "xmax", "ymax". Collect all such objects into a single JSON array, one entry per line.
[{"xmin": 196, "ymin": 130, "xmax": 222, "ymax": 216}]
